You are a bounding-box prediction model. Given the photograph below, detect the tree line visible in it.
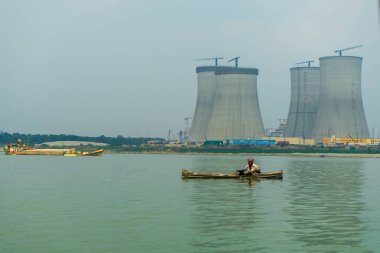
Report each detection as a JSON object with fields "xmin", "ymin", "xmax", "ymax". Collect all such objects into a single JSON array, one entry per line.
[{"xmin": 0, "ymin": 132, "xmax": 165, "ymax": 147}]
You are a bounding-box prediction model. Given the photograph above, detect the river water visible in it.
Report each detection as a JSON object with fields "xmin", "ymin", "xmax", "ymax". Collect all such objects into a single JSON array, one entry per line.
[{"xmin": 1, "ymin": 153, "xmax": 379, "ymax": 253}]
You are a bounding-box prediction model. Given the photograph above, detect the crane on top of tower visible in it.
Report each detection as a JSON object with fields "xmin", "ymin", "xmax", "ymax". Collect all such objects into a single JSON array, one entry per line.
[
  {"xmin": 334, "ymin": 45, "xmax": 363, "ymax": 56},
  {"xmin": 228, "ymin": 57, "xmax": 240, "ymax": 67},
  {"xmin": 194, "ymin": 57, "xmax": 224, "ymax": 66},
  {"xmin": 295, "ymin": 60, "xmax": 315, "ymax": 67}
]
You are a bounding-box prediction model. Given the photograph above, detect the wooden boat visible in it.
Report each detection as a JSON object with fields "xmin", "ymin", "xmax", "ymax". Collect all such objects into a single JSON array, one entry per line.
[
  {"xmin": 181, "ymin": 169, "xmax": 283, "ymax": 179},
  {"xmin": 4, "ymin": 145, "xmax": 72, "ymax": 156},
  {"xmin": 4, "ymin": 140, "xmax": 104, "ymax": 157}
]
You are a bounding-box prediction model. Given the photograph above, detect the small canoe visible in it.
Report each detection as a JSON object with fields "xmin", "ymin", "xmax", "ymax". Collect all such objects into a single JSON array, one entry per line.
[{"xmin": 181, "ymin": 169, "xmax": 283, "ymax": 179}]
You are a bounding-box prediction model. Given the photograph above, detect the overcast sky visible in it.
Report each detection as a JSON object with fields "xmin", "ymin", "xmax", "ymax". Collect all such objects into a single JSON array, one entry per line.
[{"xmin": 1, "ymin": 0, "xmax": 379, "ymax": 137}]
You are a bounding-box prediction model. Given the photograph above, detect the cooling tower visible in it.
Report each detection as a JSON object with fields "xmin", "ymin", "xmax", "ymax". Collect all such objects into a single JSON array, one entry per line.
[
  {"xmin": 312, "ymin": 56, "xmax": 370, "ymax": 142},
  {"xmin": 205, "ymin": 67, "xmax": 265, "ymax": 140},
  {"xmin": 188, "ymin": 66, "xmax": 218, "ymax": 142},
  {"xmin": 285, "ymin": 67, "xmax": 320, "ymax": 138}
]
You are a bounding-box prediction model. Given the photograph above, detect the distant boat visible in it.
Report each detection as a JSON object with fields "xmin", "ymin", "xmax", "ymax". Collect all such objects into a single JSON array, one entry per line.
[{"xmin": 3, "ymin": 140, "xmax": 104, "ymax": 156}]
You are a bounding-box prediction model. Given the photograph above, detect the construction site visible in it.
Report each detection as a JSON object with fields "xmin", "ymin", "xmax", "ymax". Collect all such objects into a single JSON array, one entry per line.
[{"xmin": 165, "ymin": 46, "xmax": 378, "ymax": 148}]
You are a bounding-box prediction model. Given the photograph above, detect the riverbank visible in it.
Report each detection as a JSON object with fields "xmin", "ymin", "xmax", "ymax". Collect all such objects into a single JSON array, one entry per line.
[
  {"xmin": 110, "ymin": 151, "xmax": 380, "ymax": 158},
  {"xmin": 104, "ymin": 145, "xmax": 380, "ymax": 158},
  {"xmin": 4, "ymin": 144, "xmax": 380, "ymax": 158}
]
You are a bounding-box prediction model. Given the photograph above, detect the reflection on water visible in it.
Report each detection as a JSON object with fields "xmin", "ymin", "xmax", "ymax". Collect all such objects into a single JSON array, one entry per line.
[
  {"xmin": 285, "ymin": 158, "xmax": 370, "ymax": 252},
  {"xmin": 185, "ymin": 155, "xmax": 285, "ymax": 253},
  {"xmin": 187, "ymin": 179, "xmax": 259, "ymax": 253},
  {"xmin": 185, "ymin": 155, "xmax": 377, "ymax": 253},
  {"xmin": 1, "ymin": 154, "xmax": 379, "ymax": 253}
]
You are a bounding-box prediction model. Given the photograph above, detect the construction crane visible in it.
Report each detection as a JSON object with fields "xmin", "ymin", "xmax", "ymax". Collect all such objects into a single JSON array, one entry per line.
[
  {"xmin": 334, "ymin": 45, "xmax": 363, "ymax": 56},
  {"xmin": 184, "ymin": 117, "xmax": 193, "ymax": 141},
  {"xmin": 295, "ymin": 60, "xmax": 314, "ymax": 67},
  {"xmin": 194, "ymin": 57, "xmax": 224, "ymax": 66},
  {"xmin": 228, "ymin": 57, "xmax": 240, "ymax": 67},
  {"xmin": 167, "ymin": 130, "xmax": 178, "ymax": 143},
  {"xmin": 347, "ymin": 134, "xmax": 359, "ymax": 144}
]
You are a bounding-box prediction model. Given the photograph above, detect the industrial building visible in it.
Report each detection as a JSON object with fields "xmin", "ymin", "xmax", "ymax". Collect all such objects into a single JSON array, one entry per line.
[
  {"xmin": 312, "ymin": 55, "xmax": 370, "ymax": 142},
  {"xmin": 285, "ymin": 66, "xmax": 320, "ymax": 138},
  {"xmin": 189, "ymin": 65, "xmax": 265, "ymax": 142},
  {"xmin": 323, "ymin": 135, "xmax": 380, "ymax": 146},
  {"xmin": 262, "ymin": 136, "xmax": 316, "ymax": 145}
]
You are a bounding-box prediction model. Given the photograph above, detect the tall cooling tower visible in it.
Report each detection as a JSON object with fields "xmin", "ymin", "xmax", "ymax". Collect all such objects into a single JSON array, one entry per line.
[
  {"xmin": 285, "ymin": 67, "xmax": 320, "ymax": 138},
  {"xmin": 188, "ymin": 66, "xmax": 218, "ymax": 142},
  {"xmin": 312, "ymin": 56, "xmax": 370, "ymax": 142},
  {"xmin": 205, "ymin": 67, "xmax": 265, "ymax": 140}
]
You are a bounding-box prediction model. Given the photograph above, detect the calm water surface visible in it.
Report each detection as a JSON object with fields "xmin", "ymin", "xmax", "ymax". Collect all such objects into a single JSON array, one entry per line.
[{"xmin": 1, "ymin": 153, "xmax": 379, "ymax": 253}]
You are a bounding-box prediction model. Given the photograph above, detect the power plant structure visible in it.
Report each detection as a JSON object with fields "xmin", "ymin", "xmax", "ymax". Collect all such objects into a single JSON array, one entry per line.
[
  {"xmin": 205, "ymin": 67, "xmax": 265, "ymax": 140},
  {"xmin": 312, "ymin": 54, "xmax": 370, "ymax": 142},
  {"xmin": 189, "ymin": 62, "xmax": 265, "ymax": 142},
  {"xmin": 189, "ymin": 46, "xmax": 370, "ymax": 145},
  {"xmin": 283, "ymin": 45, "xmax": 370, "ymax": 143},
  {"xmin": 285, "ymin": 61, "xmax": 320, "ymax": 139},
  {"xmin": 188, "ymin": 66, "xmax": 218, "ymax": 142}
]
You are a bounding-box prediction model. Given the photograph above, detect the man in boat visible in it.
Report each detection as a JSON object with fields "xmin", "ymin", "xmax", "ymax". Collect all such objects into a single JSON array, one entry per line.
[{"xmin": 237, "ymin": 157, "xmax": 261, "ymax": 175}]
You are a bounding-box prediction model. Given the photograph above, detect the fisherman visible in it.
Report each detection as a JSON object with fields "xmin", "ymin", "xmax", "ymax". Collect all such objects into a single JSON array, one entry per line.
[{"xmin": 237, "ymin": 157, "xmax": 261, "ymax": 175}]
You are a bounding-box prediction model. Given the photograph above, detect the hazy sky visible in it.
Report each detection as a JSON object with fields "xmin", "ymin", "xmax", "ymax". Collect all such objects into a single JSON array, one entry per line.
[{"xmin": 1, "ymin": 0, "xmax": 379, "ymax": 137}]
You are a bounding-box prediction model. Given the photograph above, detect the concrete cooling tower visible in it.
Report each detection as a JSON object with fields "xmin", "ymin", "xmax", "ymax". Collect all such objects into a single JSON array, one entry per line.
[
  {"xmin": 285, "ymin": 67, "xmax": 320, "ymax": 138},
  {"xmin": 189, "ymin": 66, "xmax": 265, "ymax": 141},
  {"xmin": 188, "ymin": 66, "xmax": 218, "ymax": 142},
  {"xmin": 206, "ymin": 67, "xmax": 265, "ymax": 140},
  {"xmin": 312, "ymin": 56, "xmax": 370, "ymax": 142}
]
